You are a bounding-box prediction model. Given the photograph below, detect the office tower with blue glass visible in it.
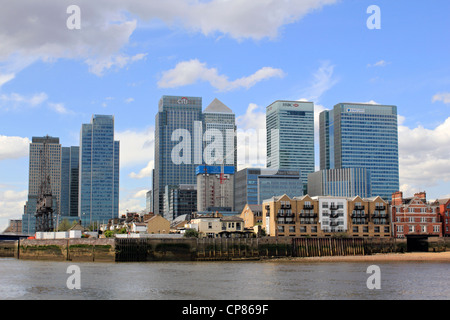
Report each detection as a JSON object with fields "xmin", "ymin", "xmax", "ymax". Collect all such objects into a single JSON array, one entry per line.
[
  {"xmin": 266, "ymin": 100, "xmax": 315, "ymax": 193},
  {"xmin": 307, "ymin": 167, "xmax": 371, "ymax": 198},
  {"xmin": 79, "ymin": 115, "xmax": 120, "ymax": 226},
  {"xmin": 153, "ymin": 96, "xmax": 203, "ymax": 215},
  {"xmin": 202, "ymin": 98, "xmax": 237, "ymax": 168},
  {"xmin": 319, "ymin": 103, "xmax": 399, "ymax": 200},
  {"xmin": 60, "ymin": 146, "xmax": 79, "ymax": 219},
  {"xmin": 234, "ymin": 168, "xmax": 303, "ymax": 213}
]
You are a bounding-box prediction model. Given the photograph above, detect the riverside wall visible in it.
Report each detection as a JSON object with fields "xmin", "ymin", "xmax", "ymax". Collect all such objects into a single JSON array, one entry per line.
[{"xmin": 1, "ymin": 236, "xmax": 449, "ymax": 262}]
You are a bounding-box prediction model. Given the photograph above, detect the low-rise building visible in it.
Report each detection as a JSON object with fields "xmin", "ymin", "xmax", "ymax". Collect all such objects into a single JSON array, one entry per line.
[
  {"xmin": 240, "ymin": 204, "xmax": 262, "ymax": 229},
  {"xmin": 186, "ymin": 213, "xmax": 252, "ymax": 238},
  {"xmin": 391, "ymin": 191, "xmax": 442, "ymax": 238},
  {"xmin": 146, "ymin": 215, "xmax": 170, "ymax": 234}
]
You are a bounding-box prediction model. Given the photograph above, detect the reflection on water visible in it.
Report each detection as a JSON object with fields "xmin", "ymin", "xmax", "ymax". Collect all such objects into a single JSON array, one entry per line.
[{"xmin": 0, "ymin": 258, "xmax": 449, "ymax": 300}]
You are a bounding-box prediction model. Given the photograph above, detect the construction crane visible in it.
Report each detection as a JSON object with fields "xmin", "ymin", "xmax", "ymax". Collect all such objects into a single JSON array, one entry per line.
[{"xmin": 35, "ymin": 137, "xmax": 55, "ymax": 232}]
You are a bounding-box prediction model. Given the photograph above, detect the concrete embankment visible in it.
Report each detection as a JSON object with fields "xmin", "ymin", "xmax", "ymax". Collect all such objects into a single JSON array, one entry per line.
[{"xmin": 17, "ymin": 238, "xmax": 116, "ymax": 262}]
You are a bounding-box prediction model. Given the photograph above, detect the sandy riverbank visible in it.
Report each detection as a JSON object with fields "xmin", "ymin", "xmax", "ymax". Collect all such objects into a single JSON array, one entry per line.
[{"xmin": 262, "ymin": 251, "xmax": 450, "ymax": 263}]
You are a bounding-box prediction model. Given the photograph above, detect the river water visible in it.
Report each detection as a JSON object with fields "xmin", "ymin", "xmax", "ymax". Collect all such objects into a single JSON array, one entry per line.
[{"xmin": 0, "ymin": 258, "xmax": 449, "ymax": 300}]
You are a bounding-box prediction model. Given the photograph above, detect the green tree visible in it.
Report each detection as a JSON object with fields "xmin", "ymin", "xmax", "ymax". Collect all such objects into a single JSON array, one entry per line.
[{"xmin": 184, "ymin": 229, "xmax": 199, "ymax": 238}]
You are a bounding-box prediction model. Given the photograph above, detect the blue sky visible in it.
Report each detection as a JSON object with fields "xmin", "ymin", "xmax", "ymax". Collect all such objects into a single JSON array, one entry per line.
[{"xmin": 1, "ymin": 0, "xmax": 450, "ymax": 231}]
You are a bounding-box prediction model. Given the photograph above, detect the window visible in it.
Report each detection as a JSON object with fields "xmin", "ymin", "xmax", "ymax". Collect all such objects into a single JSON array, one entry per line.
[
  {"xmin": 353, "ymin": 226, "xmax": 359, "ymax": 233},
  {"xmin": 397, "ymin": 225, "xmax": 403, "ymax": 233},
  {"xmin": 434, "ymin": 225, "xmax": 440, "ymax": 233},
  {"xmin": 374, "ymin": 226, "xmax": 380, "ymax": 233},
  {"xmin": 208, "ymin": 222, "xmax": 213, "ymax": 229},
  {"xmin": 421, "ymin": 225, "xmax": 426, "ymax": 233}
]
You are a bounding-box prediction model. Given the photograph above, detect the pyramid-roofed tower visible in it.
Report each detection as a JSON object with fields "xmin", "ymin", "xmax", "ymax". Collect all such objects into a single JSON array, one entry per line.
[{"xmin": 204, "ymin": 98, "xmax": 233, "ymax": 113}]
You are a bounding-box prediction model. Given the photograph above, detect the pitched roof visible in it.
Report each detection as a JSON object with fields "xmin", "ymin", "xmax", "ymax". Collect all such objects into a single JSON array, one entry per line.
[{"xmin": 204, "ymin": 98, "xmax": 233, "ymax": 114}]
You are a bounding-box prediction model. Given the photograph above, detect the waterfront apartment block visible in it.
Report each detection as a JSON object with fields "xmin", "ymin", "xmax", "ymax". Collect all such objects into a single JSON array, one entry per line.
[
  {"xmin": 391, "ymin": 191, "xmax": 442, "ymax": 238},
  {"xmin": 262, "ymin": 194, "xmax": 391, "ymax": 238},
  {"xmin": 319, "ymin": 103, "xmax": 399, "ymax": 200}
]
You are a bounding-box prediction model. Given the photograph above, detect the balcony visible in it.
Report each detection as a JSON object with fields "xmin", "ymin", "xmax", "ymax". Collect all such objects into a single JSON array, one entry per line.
[
  {"xmin": 281, "ymin": 204, "xmax": 291, "ymax": 209},
  {"xmin": 303, "ymin": 204, "xmax": 314, "ymax": 210},
  {"xmin": 354, "ymin": 205, "xmax": 365, "ymax": 211},
  {"xmin": 329, "ymin": 204, "xmax": 338, "ymax": 210},
  {"xmin": 375, "ymin": 205, "xmax": 386, "ymax": 210}
]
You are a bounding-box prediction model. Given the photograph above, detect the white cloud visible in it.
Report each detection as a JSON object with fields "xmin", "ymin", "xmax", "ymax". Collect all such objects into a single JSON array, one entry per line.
[
  {"xmin": 432, "ymin": 92, "xmax": 450, "ymax": 104},
  {"xmin": 0, "ymin": 189, "xmax": 28, "ymax": 232},
  {"xmin": 48, "ymin": 102, "xmax": 73, "ymax": 115},
  {"xmin": 298, "ymin": 61, "xmax": 338, "ymax": 102},
  {"xmin": 0, "ymin": 92, "xmax": 48, "ymax": 110},
  {"xmin": 368, "ymin": 60, "xmax": 389, "ymax": 67},
  {"xmin": 0, "ymin": 0, "xmax": 337, "ymax": 79},
  {"xmin": 86, "ymin": 53, "xmax": 147, "ymax": 76},
  {"xmin": 0, "ymin": 73, "xmax": 15, "ymax": 87},
  {"xmin": 158, "ymin": 59, "xmax": 285, "ymax": 92},
  {"xmin": 125, "ymin": 98, "xmax": 135, "ymax": 104},
  {"xmin": 115, "ymin": 126, "xmax": 154, "ymax": 168},
  {"xmin": 129, "ymin": 160, "xmax": 154, "ymax": 179},
  {"xmin": 399, "ymin": 117, "xmax": 450, "ymax": 189},
  {"xmin": 0, "ymin": 135, "xmax": 30, "ymax": 161},
  {"xmin": 236, "ymin": 103, "xmax": 267, "ymax": 169}
]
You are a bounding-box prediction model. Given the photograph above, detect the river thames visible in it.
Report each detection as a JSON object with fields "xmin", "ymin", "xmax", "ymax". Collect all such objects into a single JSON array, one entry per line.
[{"xmin": 1, "ymin": 257, "xmax": 449, "ymax": 300}]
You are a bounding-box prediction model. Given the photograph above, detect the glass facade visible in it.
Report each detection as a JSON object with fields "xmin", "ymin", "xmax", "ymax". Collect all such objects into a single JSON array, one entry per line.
[
  {"xmin": 153, "ymin": 96, "xmax": 203, "ymax": 215},
  {"xmin": 22, "ymin": 136, "xmax": 61, "ymax": 233},
  {"xmin": 320, "ymin": 103, "xmax": 399, "ymax": 200},
  {"xmin": 308, "ymin": 167, "xmax": 371, "ymax": 198},
  {"xmin": 266, "ymin": 100, "xmax": 315, "ymax": 193},
  {"xmin": 60, "ymin": 146, "xmax": 79, "ymax": 218},
  {"xmin": 202, "ymin": 98, "xmax": 236, "ymax": 168},
  {"xmin": 234, "ymin": 168, "xmax": 303, "ymax": 212},
  {"xmin": 79, "ymin": 115, "xmax": 119, "ymax": 226}
]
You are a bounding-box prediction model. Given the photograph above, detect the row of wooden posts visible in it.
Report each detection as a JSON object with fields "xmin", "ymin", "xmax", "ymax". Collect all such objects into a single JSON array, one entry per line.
[{"xmin": 114, "ymin": 237, "xmax": 394, "ymax": 262}]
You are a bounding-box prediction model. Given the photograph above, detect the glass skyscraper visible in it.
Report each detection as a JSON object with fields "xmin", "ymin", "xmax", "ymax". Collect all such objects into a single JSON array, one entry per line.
[
  {"xmin": 22, "ymin": 136, "xmax": 61, "ymax": 233},
  {"xmin": 79, "ymin": 115, "xmax": 120, "ymax": 226},
  {"xmin": 319, "ymin": 103, "xmax": 399, "ymax": 200},
  {"xmin": 202, "ymin": 98, "xmax": 237, "ymax": 168},
  {"xmin": 60, "ymin": 146, "xmax": 79, "ymax": 219},
  {"xmin": 266, "ymin": 100, "xmax": 315, "ymax": 193},
  {"xmin": 153, "ymin": 96, "xmax": 203, "ymax": 215}
]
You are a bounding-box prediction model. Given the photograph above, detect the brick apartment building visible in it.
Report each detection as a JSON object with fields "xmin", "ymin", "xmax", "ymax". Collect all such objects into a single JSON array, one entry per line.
[
  {"xmin": 391, "ymin": 191, "xmax": 442, "ymax": 238},
  {"xmin": 432, "ymin": 198, "xmax": 450, "ymax": 237}
]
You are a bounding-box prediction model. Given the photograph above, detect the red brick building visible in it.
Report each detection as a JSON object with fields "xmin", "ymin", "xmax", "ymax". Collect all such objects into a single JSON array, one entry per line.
[
  {"xmin": 432, "ymin": 198, "xmax": 450, "ymax": 237},
  {"xmin": 391, "ymin": 191, "xmax": 442, "ymax": 238}
]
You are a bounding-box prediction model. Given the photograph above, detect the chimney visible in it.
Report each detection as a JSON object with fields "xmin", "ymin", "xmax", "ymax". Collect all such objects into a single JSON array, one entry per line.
[
  {"xmin": 414, "ymin": 192, "xmax": 426, "ymax": 202},
  {"xmin": 391, "ymin": 191, "xmax": 403, "ymax": 206}
]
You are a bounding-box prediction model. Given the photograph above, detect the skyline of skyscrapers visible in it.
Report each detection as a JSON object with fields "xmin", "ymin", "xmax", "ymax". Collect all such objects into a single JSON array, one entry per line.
[
  {"xmin": 319, "ymin": 103, "xmax": 399, "ymax": 200},
  {"xmin": 18, "ymin": 96, "xmax": 401, "ymax": 234}
]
